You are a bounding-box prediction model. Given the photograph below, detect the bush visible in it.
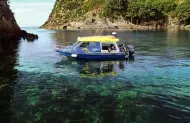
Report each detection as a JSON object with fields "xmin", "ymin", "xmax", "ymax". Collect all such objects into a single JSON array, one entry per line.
[
  {"xmin": 154, "ymin": 0, "xmax": 177, "ymax": 14},
  {"xmin": 51, "ymin": 0, "xmax": 190, "ymax": 25},
  {"xmin": 125, "ymin": 0, "xmax": 177, "ymax": 24},
  {"xmin": 102, "ymin": 0, "xmax": 128, "ymax": 19},
  {"xmin": 176, "ymin": 0, "xmax": 190, "ymax": 25}
]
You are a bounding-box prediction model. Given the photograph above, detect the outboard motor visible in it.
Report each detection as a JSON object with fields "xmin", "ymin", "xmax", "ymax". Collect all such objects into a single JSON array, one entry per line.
[
  {"xmin": 119, "ymin": 44, "xmax": 135, "ymax": 57},
  {"xmin": 126, "ymin": 45, "xmax": 135, "ymax": 57}
]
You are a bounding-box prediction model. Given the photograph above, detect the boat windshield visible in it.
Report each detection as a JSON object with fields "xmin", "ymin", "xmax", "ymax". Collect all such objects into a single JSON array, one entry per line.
[{"xmin": 72, "ymin": 41, "xmax": 80, "ymax": 47}]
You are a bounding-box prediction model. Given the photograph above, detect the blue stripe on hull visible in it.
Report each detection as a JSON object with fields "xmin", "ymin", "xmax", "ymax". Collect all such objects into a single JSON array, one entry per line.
[
  {"xmin": 57, "ymin": 51, "xmax": 126, "ymax": 60},
  {"xmin": 77, "ymin": 54, "xmax": 126, "ymax": 60}
]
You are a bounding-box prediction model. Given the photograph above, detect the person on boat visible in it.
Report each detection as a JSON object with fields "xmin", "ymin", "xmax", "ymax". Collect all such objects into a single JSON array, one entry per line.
[
  {"xmin": 108, "ymin": 44, "xmax": 116, "ymax": 52},
  {"xmin": 112, "ymin": 32, "xmax": 118, "ymax": 38},
  {"xmin": 80, "ymin": 42, "xmax": 89, "ymax": 47},
  {"xmin": 119, "ymin": 44, "xmax": 127, "ymax": 52}
]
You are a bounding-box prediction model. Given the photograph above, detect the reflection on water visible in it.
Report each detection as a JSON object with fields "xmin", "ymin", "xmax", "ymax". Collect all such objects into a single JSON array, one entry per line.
[
  {"xmin": 56, "ymin": 60, "xmax": 129, "ymax": 78},
  {"xmin": 0, "ymin": 28, "xmax": 190, "ymax": 123}
]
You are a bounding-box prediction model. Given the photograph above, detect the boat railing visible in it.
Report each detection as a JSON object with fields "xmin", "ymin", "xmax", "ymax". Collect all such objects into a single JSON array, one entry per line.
[
  {"xmin": 54, "ymin": 42, "xmax": 72, "ymax": 49},
  {"xmin": 55, "ymin": 42, "xmax": 73, "ymax": 47},
  {"xmin": 54, "ymin": 43, "xmax": 78, "ymax": 54}
]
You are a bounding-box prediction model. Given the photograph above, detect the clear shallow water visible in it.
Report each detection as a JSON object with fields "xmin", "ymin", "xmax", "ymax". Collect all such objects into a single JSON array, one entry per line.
[{"xmin": 0, "ymin": 28, "xmax": 190, "ymax": 123}]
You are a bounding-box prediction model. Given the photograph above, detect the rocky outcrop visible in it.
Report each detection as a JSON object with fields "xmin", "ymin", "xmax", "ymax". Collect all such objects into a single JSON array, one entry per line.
[
  {"xmin": 185, "ymin": 25, "xmax": 190, "ymax": 30},
  {"xmin": 41, "ymin": 0, "xmax": 173, "ymax": 30},
  {"xmin": 42, "ymin": 6, "xmax": 161, "ymax": 30},
  {"xmin": 0, "ymin": 0, "xmax": 20, "ymax": 31},
  {"xmin": 0, "ymin": 0, "xmax": 38, "ymax": 41},
  {"xmin": 42, "ymin": 8, "xmax": 129, "ymax": 29},
  {"xmin": 42, "ymin": 0, "xmax": 190, "ymax": 30},
  {"xmin": 41, "ymin": 1, "xmax": 150, "ymax": 30}
]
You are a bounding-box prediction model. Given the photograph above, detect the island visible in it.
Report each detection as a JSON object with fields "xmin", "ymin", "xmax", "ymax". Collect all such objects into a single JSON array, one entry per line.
[{"xmin": 41, "ymin": 0, "xmax": 190, "ymax": 30}]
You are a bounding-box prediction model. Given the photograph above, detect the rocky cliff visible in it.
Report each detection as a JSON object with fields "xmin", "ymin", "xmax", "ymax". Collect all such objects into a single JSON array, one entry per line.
[
  {"xmin": 41, "ymin": 0, "xmax": 190, "ymax": 30},
  {"xmin": 41, "ymin": 0, "xmax": 134, "ymax": 29},
  {"xmin": 0, "ymin": 0, "xmax": 20, "ymax": 31},
  {"xmin": 0, "ymin": 0, "xmax": 38, "ymax": 40}
]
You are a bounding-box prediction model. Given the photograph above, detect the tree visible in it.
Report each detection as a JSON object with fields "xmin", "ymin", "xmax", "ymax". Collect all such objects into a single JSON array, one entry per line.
[
  {"xmin": 176, "ymin": 0, "xmax": 190, "ymax": 25},
  {"xmin": 102, "ymin": 0, "xmax": 128, "ymax": 19}
]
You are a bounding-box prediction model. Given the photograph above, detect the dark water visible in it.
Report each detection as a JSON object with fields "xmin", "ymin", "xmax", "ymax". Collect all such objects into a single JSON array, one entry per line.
[{"xmin": 0, "ymin": 28, "xmax": 190, "ymax": 123}]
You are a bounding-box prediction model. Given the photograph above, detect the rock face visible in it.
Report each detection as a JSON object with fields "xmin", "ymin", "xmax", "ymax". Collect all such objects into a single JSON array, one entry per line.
[
  {"xmin": 42, "ymin": 0, "xmax": 189, "ymax": 30},
  {"xmin": 0, "ymin": 0, "xmax": 20, "ymax": 31},
  {"xmin": 41, "ymin": 0, "xmax": 138, "ymax": 30},
  {"xmin": 0, "ymin": 0, "xmax": 38, "ymax": 41}
]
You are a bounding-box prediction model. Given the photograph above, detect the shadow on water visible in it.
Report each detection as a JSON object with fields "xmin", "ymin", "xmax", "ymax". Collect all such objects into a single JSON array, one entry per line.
[
  {"xmin": 0, "ymin": 37, "xmax": 38, "ymax": 122},
  {"xmin": 0, "ymin": 39, "xmax": 19, "ymax": 122}
]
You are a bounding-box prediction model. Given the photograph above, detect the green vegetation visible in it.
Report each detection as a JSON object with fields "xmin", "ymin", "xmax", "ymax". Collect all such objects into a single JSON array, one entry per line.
[
  {"xmin": 52, "ymin": 0, "xmax": 105, "ymax": 22},
  {"xmin": 51, "ymin": 0, "xmax": 190, "ymax": 26},
  {"xmin": 176, "ymin": 0, "xmax": 190, "ymax": 25},
  {"xmin": 103, "ymin": 0, "xmax": 177, "ymax": 24}
]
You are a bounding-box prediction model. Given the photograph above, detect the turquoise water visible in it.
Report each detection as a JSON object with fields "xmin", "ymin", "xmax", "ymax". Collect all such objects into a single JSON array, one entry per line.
[{"xmin": 0, "ymin": 28, "xmax": 190, "ymax": 123}]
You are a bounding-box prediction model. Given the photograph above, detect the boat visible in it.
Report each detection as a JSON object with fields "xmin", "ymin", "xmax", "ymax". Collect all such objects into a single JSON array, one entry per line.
[{"xmin": 55, "ymin": 33, "xmax": 135, "ymax": 60}]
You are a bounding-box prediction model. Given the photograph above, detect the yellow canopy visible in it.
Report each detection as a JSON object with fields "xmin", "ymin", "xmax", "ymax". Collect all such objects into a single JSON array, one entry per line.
[{"xmin": 77, "ymin": 36, "xmax": 119, "ymax": 43}]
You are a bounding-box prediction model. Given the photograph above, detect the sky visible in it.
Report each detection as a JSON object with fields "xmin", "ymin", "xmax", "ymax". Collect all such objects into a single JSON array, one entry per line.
[{"xmin": 10, "ymin": 0, "xmax": 56, "ymax": 27}]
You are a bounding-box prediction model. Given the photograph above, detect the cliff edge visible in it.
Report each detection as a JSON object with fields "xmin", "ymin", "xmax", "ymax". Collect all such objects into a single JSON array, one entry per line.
[
  {"xmin": 0, "ymin": 0, "xmax": 38, "ymax": 40},
  {"xmin": 0, "ymin": 0, "xmax": 20, "ymax": 31}
]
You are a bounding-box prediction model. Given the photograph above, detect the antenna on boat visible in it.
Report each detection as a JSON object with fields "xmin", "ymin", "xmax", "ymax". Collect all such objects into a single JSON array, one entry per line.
[
  {"xmin": 94, "ymin": 28, "xmax": 99, "ymax": 36},
  {"xmin": 94, "ymin": 22, "xmax": 106, "ymax": 36},
  {"xmin": 98, "ymin": 27, "xmax": 104, "ymax": 36}
]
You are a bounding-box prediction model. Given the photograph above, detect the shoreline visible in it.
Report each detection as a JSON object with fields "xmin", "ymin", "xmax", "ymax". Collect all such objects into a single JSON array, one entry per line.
[{"xmin": 41, "ymin": 24, "xmax": 190, "ymax": 31}]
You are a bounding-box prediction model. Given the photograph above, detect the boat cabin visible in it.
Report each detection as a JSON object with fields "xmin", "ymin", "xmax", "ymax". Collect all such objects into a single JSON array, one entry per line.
[{"xmin": 73, "ymin": 36, "xmax": 121, "ymax": 54}]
